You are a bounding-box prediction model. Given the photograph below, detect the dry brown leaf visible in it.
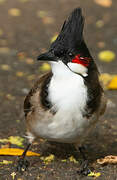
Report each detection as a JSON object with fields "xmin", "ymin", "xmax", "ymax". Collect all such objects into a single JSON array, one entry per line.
[
  {"xmin": 97, "ymin": 155, "xmax": 117, "ymax": 164},
  {"xmin": 0, "ymin": 148, "xmax": 40, "ymax": 156},
  {"xmin": 94, "ymin": 0, "xmax": 112, "ymax": 7},
  {"xmin": 17, "ymin": 52, "xmax": 26, "ymax": 60},
  {"xmin": 0, "ymin": 47, "xmax": 10, "ymax": 54},
  {"xmin": 42, "ymin": 17, "xmax": 55, "ymax": 25},
  {"xmin": 25, "ymin": 58, "xmax": 34, "ymax": 64}
]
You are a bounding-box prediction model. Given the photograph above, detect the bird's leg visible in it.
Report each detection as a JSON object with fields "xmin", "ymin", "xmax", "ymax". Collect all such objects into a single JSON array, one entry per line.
[
  {"xmin": 78, "ymin": 146, "xmax": 91, "ymax": 176},
  {"xmin": 16, "ymin": 143, "xmax": 31, "ymax": 173}
]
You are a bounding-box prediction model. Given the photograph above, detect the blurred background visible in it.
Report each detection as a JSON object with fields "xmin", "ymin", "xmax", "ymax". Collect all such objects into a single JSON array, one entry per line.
[{"xmin": 0, "ymin": 0, "xmax": 117, "ymax": 179}]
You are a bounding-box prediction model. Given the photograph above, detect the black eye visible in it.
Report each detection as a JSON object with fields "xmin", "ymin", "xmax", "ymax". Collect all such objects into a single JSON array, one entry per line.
[{"xmin": 68, "ymin": 52, "xmax": 74, "ymax": 58}]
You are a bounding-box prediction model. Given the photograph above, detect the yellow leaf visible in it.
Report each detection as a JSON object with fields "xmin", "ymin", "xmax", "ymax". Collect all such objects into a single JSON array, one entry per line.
[
  {"xmin": 8, "ymin": 136, "xmax": 24, "ymax": 147},
  {"xmin": 0, "ymin": 160, "xmax": 12, "ymax": 165},
  {"xmin": 61, "ymin": 159, "xmax": 67, "ymax": 162},
  {"xmin": 0, "ymin": 29, "xmax": 3, "ymax": 36},
  {"xmin": 0, "ymin": 148, "xmax": 40, "ymax": 156},
  {"xmin": 107, "ymin": 76, "xmax": 117, "ymax": 89},
  {"xmin": 88, "ymin": 171, "xmax": 101, "ymax": 177},
  {"xmin": 40, "ymin": 154, "xmax": 55, "ymax": 164},
  {"xmin": 69, "ymin": 156, "xmax": 78, "ymax": 163},
  {"xmin": 99, "ymin": 73, "xmax": 115, "ymax": 89},
  {"xmin": 37, "ymin": 10, "xmax": 48, "ymax": 18},
  {"xmin": 94, "ymin": 0, "xmax": 112, "ymax": 7},
  {"xmin": 50, "ymin": 34, "xmax": 58, "ymax": 43},
  {"xmin": 98, "ymin": 50, "xmax": 115, "ymax": 62},
  {"xmin": 0, "ymin": 0, "xmax": 6, "ymax": 4},
  {"xmin": 40, "ymin": 63, "xmax": 51, "ymax": 72},
  {"xmin": 96, "ymin": 20, "xmax": 104, "ymax": 28},
  {"xmin": 1, "ymin": 64, "xmax": 11, "ymax": 71},
  {"xmin": 8, "ymin": 8, "xmax": 21, "ymax": 16},
  {"xmin": 16, "ymin": 71, "xmax": 25, "ymax": 77},
  {"xmin": 0, "ymin": 136, "xmax": 24, "ymax": 147},
  {"xmin": 6, "ymin": 94, "xmax": 15, "ymax": 100},
  {"xmin": 11, "ymin": 172, "xmax": 16, "ymax": 180}
]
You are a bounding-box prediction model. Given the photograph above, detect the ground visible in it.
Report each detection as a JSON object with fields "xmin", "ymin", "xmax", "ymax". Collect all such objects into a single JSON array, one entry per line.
[{"xmin": 0, "ymin": 0, "xmax": 117, "ymax": 179}]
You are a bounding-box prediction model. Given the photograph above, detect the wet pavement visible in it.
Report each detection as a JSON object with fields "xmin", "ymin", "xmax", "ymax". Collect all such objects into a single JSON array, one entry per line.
[{"xmin": 0, "ymin": 0, "xmax": 117, "ymax": 179}]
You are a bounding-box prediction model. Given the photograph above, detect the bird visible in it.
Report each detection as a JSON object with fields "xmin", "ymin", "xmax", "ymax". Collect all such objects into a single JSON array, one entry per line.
[{"xmin": 17, "ymin": 8, "xmax": 106, "ymax": 175}]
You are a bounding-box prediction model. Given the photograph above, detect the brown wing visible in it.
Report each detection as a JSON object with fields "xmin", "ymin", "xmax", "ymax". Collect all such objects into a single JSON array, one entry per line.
[
  {"xmin": 99, "ymin": 93, "xmax": 107, "ymax": 116},
  {"xmin": 24, "ymin": 71, "xmax": 52, "ymax": 117}
]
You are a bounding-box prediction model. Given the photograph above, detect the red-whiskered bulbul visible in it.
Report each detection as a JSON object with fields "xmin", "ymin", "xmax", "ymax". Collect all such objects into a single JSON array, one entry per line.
[{"xmin": 17, "ymin": 8, "xmax": 106, "ymax": 175}]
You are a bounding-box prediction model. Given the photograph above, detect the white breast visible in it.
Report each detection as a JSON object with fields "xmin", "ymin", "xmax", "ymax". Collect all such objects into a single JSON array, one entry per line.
[{"xmin": 43, "ymin": 61, "xmax": 89, "ymax": 143}]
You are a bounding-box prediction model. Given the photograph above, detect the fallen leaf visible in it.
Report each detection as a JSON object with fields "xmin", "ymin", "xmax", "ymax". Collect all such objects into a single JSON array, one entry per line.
[
  {"xmin": 107, "ymin": 76, "xmax": 117, "ymax": 89},
  {"xmin": 94, "ymin": 0, "xmax": 112, "ymax": 7},
  {"xmin": 97, "ymin": 155, "xmax": 117, "ymax": 164},
  {"xmin": 25, "ymin": 58, "xmax": 34, "ymax": 64},
  {"xmin": 1, "ymin": 64, "xmax": 11, "ymax": 71},
  {"xmin": 50, "ymin": 33, "xmax": 58, "ymax": 43},
  {"xmin": 8, "ymin": 8, "xmax": 21, "ymax": 16},
  {"xmin": 0, "ymin": 47, "xmax": 10, "ymax": 54},
  {"xmin": 9, "ymin": 136, "xmax": 24, "ymax": 147},
  {"xmin": 6, "ymin": 94, "xmax": 15, "ymax": 100},
  {"xmin": 0, "ymin": 136, "xmax": 24, "ymax": 147},
  {"xmin": 17, "ymin": 52, "xmax": 26, "ymax": 60},
  {"xmin": 37, "ymin": 10, "xmax": 48, "ymax": 18},
  {"xmin": 88, "ymin": 171, "xmax": 101, "ymax": 177},
  {"xmin": 11, "ymin": 172, "xmax": 16, "ymax": 180},
  {"xmin": 19, "ymin": 0, "xmax": 29, "ymax": 2},
  {"xmin": 40, "ymin": 154, "xmax": 55, "ymax": 164},
  {"xmin": 98, "ymin": 50, "xmax": 115, "ymax": 62},
  {"xmin": 16, "ymin": 71, "xmax": 25, "ymax": 77},
  {"xmin": 42, "ymin": 17, "xmax": 55, "ymax": 25},
  {"xmin": 0, "ymin": 148, "xmax": 40, "ymax": 156},
  {"xmin": 0, "ymin": 28, "xmax": 3, "ymax": 36},
  {"xmin": 40, "ymin": 63, "xmax": 51, "ymax": 72},
  {"xmin": 96, "ymin": 20, "xmax": 104, "ymax": 28},
  {"xmin": 0, "ymin": 0, "xmax": 6, "ymax": 4},
  {"xmin": 0, "ymin": 160, "xmax": 12, "ymax": 165},
  {"xmin": 27, "ymin": 74, "xmax": 35, "ymax": 81},
  {"xmin": 61, "ymin": 159, "xmax": 67, "ymax": 162},
  {"xmin": 69, "ymin": 156, "xmax": 78, "ymax": 163},
  {"xmin": 99, "ymin": 73, "xmax": 115, "ymax": 89},
  {"xmin": 97, "ymin": 41, "xmax": 105, "ymax": 48}
]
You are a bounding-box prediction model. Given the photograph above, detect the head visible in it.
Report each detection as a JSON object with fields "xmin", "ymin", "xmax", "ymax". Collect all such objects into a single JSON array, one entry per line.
[{"xmin": 37, "ymin": 8, "xmax": 93, "ymax": 77}]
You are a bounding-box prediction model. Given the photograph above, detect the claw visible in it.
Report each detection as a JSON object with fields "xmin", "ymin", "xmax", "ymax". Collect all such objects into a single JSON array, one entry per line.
[
  {"xmin": 16, "ymin": 158, "xmax": 29, "ymax": 173},
  {"xmin": 77, "ymin": 160, "xmax": 91, "ymax": 176}
]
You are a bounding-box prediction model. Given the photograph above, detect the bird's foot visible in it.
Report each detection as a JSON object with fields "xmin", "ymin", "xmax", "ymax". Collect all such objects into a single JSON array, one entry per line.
[
  {"xmin": 16, "ymin": 158, "xmax": 29, "ymax": 173},
  {"xmin": 78, "ymin": 160, "xmax": 91, "ymax": 176}
]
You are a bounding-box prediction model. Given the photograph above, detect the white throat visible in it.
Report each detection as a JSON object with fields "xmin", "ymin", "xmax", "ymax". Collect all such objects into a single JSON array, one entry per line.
[{"xmin": 48, "ymin": 61, "xmax": 88, "ymax": 112}]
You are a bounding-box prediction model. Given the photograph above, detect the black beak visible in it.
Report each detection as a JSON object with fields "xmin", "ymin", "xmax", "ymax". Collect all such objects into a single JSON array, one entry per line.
[{"xmin": 37, "ymin": 51, "xmax": 58, "ymax": 62}]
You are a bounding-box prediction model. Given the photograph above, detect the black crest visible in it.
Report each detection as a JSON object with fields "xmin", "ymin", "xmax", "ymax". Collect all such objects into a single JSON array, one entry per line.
[{"xmin": 50, "ymin": 8, "xmax": 84, "ymax": 55}]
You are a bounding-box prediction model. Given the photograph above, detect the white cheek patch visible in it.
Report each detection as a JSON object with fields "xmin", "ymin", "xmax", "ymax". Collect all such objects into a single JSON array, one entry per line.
[{"xmin": 67, "ymin": 62, "xmax": 88, "ymax": 77}]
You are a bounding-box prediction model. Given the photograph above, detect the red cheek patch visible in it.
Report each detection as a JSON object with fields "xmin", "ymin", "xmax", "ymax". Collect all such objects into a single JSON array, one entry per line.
[{"xmin": 72, "ymin": 54, "xmax": 90, "ymax": 67}]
